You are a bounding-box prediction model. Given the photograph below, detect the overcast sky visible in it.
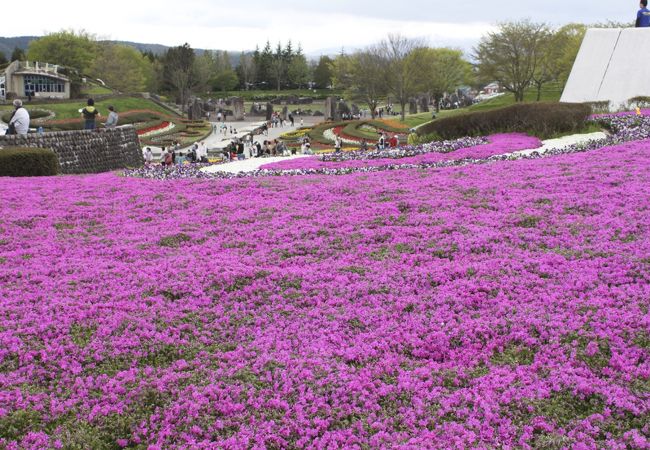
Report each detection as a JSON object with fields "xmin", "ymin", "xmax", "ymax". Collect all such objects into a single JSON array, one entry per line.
[{"xmin": 1, "ymin": 0, "xmax": 636, "ymax": 55}]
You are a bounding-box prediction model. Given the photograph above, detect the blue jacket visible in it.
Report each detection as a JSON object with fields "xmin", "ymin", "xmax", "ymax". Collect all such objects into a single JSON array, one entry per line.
[{"xmin": 637, "ymin": 7, "xmax": 650, "ymax": 27}]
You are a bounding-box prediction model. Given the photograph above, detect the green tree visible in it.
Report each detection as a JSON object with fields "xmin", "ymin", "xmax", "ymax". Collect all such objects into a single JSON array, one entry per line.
[
  {"xmin": 91, "ymin": 43, "xmax": 153, "ymax": 93},
  {"xmin": 407, "ymin": 47, "xmax": 473, "ymax": 111},
  {"xmin": 313, "ymin": 56, "xmax": 334, "ymax": 89},
  {"xmin": 287, "ymin": 50, "xmax": 310, "ymax": 88},
  {"xmin": 0, "ymin": 51, "xmax": 7, "ymax": 65},
  {"xmin": 475, "ymin": 20, "xmax": 550, "ymax": 102},
  {"xmin": 379, "ymin": 33, "xmax": 425, "ymax": 120},
  {"xmin": 11, "ymin": 47, "xmax": 25, "ymax": 62},
  {"xmin": 211, "ymin": 70, "xmax": 239, "ymax": 91},
  {"xmin": 270, "ymin": 42, "xmax": 288, "ymax": 91},
  {"xmin": 335, "ymin": 48, "xmax": 388, "ymax": 118},
  {"xmin": 254, "ymin": 42, "xmax": 273, "ymax": 88},
  {"xmin": 162, "ymin": 43, "xmax": 197, "ymax": 115},
  {"xmin": 552, "ymin": 24, "xmax": 587, "ymax": 86},
  {"xmin": 27, "ymin": 30, "xmax": 97, "ymax": 73}
]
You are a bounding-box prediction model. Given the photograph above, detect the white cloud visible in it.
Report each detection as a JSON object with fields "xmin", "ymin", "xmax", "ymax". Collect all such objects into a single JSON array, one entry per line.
[{"xmin": 0, "ymin": 0, "xmax": 633, "ymax": 53}]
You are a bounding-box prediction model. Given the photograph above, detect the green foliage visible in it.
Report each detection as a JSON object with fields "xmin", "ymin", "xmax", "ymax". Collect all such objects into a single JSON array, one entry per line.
[
  {"xmin": 0, "ymin": 148, "xmax": 59, "ymax": 177},
  {"xmin": 530, "ymin": 392, "xmax": 605, "ymax": 428},
  {"xmin": 475, "ymin": 21, "xmax": 551, "ymax": 102},
  {"xmin": 313, "ymin": 56, "xmax": 334, "ymax": 89},
  {"xmin": 417, "ymin": 102, "xmax": 591, "ymax": 140},
  {"xmin": 408, "ymin": 132, "xmax": 442, "ymax": 145},
  {"xmin": 211, "ymin": 69, "xmax": 239, "ymax": 92},
  {"xmin": 406, "ymin": 47, "xmax": 473, "ymax": 106},
  {"xmin": 27, "ymin": 30, "xmax": 98, "ymax": 73},
  {"xmin": 334, "ymin": 49, "xmax": 388, "ymax": 118},
  {"xmin": 91, "ymin": 43, "xmax": 153, "ymax": 93},
  {"xmin": 10, "ymin": 46, "xmax": 25, "ymax": 62},
  {"xmin": 0, "ymin": 409, "xmax": 42, "ymax": 441},
  {"xmin": 158, "ymin": 233, "xmax": 192, "ymax": 248},
  {"xmin": 162, "ymin": 43, "xmax": 196, "ymax": 106},
  {"xmin": 491, "ymin": 343, "xmax": 536, "ymax": 366}
]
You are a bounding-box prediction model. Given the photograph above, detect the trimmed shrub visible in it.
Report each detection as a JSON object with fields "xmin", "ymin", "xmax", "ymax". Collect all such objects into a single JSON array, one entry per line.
[
  {"xmin": 416, "ymin": 103, "xmax": 592, "ymax": 140},
  {"xmin": 0, "ymin": 147, "xmax": 59, "ymax": 177}
]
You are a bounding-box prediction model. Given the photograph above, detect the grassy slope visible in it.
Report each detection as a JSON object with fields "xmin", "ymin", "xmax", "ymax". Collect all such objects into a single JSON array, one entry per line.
[
  {"xmin": 0, "ymin": 97, "xmax": 174, "ymax": 120},
  {"xmin": 402, "ymin": 85, "xmax": 564, "ymax": 129}
]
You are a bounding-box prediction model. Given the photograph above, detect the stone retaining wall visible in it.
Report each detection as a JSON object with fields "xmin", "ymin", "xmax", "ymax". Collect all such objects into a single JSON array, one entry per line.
[{"xmin": 0, "ymin": 126, "xmax": 143, "ymax": 174}]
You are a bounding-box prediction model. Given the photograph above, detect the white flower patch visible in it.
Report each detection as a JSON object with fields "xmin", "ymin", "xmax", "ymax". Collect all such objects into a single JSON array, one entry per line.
[{"xmin": 322, "ymin": 127, "xmax": 360, "ymax": 145}]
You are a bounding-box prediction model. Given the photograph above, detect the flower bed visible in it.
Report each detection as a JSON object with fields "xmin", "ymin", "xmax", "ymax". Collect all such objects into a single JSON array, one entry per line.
[
  {"xmin": 1, "ymin": 138, "xmax": 649, "ymax": 448},
  {"xmin": 136, "ymin": 121, "xmax": 173, "ymax": 137}
]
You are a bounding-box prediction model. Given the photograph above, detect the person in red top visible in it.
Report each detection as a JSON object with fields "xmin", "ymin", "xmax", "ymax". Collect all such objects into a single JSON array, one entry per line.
[{"xmin": 389, "ymin": 135, "xmax": 399, "ymax": 148}]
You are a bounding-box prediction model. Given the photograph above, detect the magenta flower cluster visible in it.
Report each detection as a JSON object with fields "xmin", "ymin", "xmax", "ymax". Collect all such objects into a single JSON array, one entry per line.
[
  {"xmin": 1, "ymin": 133, "xmax": 649, "ymax": 448},
  {"xmin": 0, "ymin": 112, "xmax": 650, "ymax": 450}
]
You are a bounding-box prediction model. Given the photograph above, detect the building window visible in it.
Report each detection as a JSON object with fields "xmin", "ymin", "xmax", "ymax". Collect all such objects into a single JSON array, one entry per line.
[{"xmin": 23, "ymin": 74, "xmax": 65, "ymax": 94}]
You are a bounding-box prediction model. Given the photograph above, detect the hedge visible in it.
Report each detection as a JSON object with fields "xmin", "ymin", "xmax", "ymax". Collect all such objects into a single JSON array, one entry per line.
[
  {"xmin": 0, "ymin": 147, "xmax": 59, "ymax": 177},
  {"xmin": 416, "ymin": 103, "xmax": 592, "ymax": 140}
]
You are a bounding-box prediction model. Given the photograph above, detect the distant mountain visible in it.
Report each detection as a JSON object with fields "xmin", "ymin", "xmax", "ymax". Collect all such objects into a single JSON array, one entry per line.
[
  {"xmin": 0, "ymin": 36, "xmax": 245, "ymax": 65},
  {"xmin": 0, "ymin": 36, "xmax": 39, "ymax": 58}
]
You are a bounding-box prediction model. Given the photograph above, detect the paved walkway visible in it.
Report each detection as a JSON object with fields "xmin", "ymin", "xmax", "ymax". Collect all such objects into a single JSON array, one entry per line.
[
  {"xmin": 146, "ymin": 116, "xmax": 323, "ymax": 160},
  {"xmin": 202, "ymin": 155, "xmax": 312, "ymax": 174}
]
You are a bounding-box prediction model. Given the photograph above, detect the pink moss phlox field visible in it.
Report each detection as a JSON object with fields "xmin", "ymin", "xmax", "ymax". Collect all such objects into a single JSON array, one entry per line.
[
  {"xmin": 1, "ymin": 140, "xmax": 650, "ymax": 448},
  {"xmin": 259, "ymin": 134, "xmax": 540, "ymax": 171}
]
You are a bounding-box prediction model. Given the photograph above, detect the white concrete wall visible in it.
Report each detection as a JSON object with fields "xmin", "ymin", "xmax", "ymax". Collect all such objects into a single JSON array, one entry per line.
[{"xmin": 561, "ymin": 28, "xmax": 650, "ymax": 109}]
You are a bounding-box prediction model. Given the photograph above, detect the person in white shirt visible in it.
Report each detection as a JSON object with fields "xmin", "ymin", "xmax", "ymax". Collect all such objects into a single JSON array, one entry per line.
[
  {"xmin": 8, "ymin": 99, "xmax": 30, "ymax": 135},
  {"xmin": 144, "ymin": 147, "xmax": 153, "ymax": 164}
]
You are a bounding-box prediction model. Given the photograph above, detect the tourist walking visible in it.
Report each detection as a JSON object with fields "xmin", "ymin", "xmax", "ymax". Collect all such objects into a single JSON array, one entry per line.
[
  {"xmin": 145, "ymin": 147, "xmax": 153, "ymax": 164},
  {"xmin": 7, "ymin": 99, "xmax": 30, "ymax": 135},
  {"xmin": 81, "ymin": 99, "xmax": 100, "ymax": 130}
]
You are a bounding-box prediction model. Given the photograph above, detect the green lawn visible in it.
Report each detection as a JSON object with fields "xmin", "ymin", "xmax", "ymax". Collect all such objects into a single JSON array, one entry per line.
[
  {"xmin": 0, "ymin": 97, "xmax": 174, "ymax": 120},
  {"xmin": 80, "ymin": 83, "xmax": 114, "ymax": 96}
]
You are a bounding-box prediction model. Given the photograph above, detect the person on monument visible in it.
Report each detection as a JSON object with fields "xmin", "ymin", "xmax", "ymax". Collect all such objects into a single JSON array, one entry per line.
[
  {"xmin": 7, "ymin": 99, "xmax": 30, "ymax": 135},
  {"xmin": 637, "ymin": 0, "xmax": 650, "ymax": 27},
  {"xmin": 80, "ymin": 98, "xmax": 100, "ymax": 130}
]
